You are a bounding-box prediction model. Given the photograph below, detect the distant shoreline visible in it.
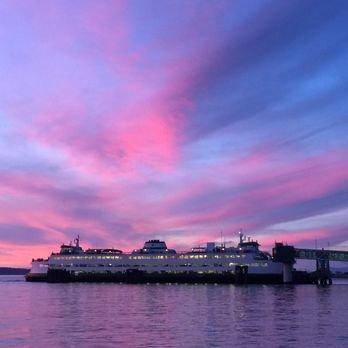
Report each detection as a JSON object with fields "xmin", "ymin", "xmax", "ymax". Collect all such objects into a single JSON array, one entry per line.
[{"xmin": 0, "ymin": 267, "xmax": 29, "ymax": 275}]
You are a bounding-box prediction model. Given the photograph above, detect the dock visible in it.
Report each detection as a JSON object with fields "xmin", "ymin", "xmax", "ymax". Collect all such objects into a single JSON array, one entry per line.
[{"xmin": 273, "ymin": 243, "xmax": 348, "ymax": 285}]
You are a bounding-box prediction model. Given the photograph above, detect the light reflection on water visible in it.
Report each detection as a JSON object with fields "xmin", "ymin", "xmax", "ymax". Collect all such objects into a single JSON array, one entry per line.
[{"xmin": 0, "ymin": 276, "xmax": 347, "ymax": 347}]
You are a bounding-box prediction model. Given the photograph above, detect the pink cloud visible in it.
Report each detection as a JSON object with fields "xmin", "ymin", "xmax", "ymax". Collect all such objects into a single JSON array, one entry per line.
[
  {"xmin": 1, "ymin": 1, "xmax": 347, "ymax": 267},
  {"xmin": 146, "ymin": 147, "xmax": 348, "ymax": 236},
  {"xmin": 24, "ymin": 95, "xmax": 185, "ymax": 178}
]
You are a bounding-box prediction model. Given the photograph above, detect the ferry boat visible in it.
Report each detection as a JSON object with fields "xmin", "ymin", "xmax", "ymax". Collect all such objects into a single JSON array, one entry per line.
[{"xmin": 26, "ymin": 233, "xmax": 286, "ymax": 284}]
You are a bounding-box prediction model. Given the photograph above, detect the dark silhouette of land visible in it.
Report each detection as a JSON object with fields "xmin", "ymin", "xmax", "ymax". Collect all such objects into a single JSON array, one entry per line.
[{"xmin": 0, "ymin": 267, "xmax": 29, "ymax": 275}]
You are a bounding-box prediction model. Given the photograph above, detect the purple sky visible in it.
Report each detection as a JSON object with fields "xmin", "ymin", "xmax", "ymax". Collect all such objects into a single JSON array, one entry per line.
[{"xmin": 0, "ymin": 0, "xmax": 347, "ymax": 266}]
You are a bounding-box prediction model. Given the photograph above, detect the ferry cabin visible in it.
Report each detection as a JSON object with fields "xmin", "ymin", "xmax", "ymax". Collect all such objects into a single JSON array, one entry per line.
[{"xmin": 48, "ymin": 238, "xmax": 283, "ymax": 276}]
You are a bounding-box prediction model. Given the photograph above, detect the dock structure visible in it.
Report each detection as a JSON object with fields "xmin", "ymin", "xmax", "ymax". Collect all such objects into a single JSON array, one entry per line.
[
  {"xmin": 272, "ymin": 243, "xmax": 296, "ymax": 283},
  {"xmin": 295, "ymin": 248, "xmax": 348, "ymax": 285},
  {"xmin": 273, "ymin": 243, "xmax": 348, "ymax": 285},
  {"xmin": 294, "ymin": 248, "xmax": 348, "ymax": 262}
]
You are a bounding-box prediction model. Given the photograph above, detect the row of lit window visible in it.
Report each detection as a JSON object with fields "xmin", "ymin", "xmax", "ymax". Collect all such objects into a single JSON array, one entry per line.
[
  {"xmin": 54, "ymin": 263, "xmax": 229, "ymax": 268},
  {"xmin": 53, "ymin": 255, "xmax": 122, "ymax": 260},
  {"xmin": 179, "ymin": 254, "xmax": 245, "ymax": 259},
  {"xmin": 53, "ymin": 254, "xmax": 248, "ymax": 261},
  {"xmin": 51, "ymin": 262, "xmax": 268, "ymax": 268},
  {"xmin": 130, "ymin": 255, "xmax": 170, "ymax": 260}
]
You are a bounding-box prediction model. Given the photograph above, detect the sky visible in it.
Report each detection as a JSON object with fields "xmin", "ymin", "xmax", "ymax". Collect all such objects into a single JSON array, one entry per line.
[{"xmin": 0, "ymin": 0, "xmax": 347, "ymax": 267}]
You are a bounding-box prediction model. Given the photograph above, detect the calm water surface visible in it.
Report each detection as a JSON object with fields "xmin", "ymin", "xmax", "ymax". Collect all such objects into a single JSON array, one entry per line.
[{"xmin": 0, "ymin": 276, "xmax": 347, "ymax": 347}]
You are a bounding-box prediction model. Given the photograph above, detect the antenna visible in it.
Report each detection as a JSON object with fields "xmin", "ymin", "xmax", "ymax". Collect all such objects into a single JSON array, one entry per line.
[{"xmin": 238, "ymin": 229, "xmax": 244, "ymax": 245}]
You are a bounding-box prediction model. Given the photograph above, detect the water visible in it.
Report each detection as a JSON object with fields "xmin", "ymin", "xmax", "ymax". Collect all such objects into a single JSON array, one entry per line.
[{"xmin": 0, "ymin": 276, "xmax": 347, "ymax": 347}]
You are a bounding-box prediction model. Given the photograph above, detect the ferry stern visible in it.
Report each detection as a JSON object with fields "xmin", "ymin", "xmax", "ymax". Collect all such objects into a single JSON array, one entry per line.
[{"xmin": 25, "ymin": 258, "xmax": 48, "ymax": 282}]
